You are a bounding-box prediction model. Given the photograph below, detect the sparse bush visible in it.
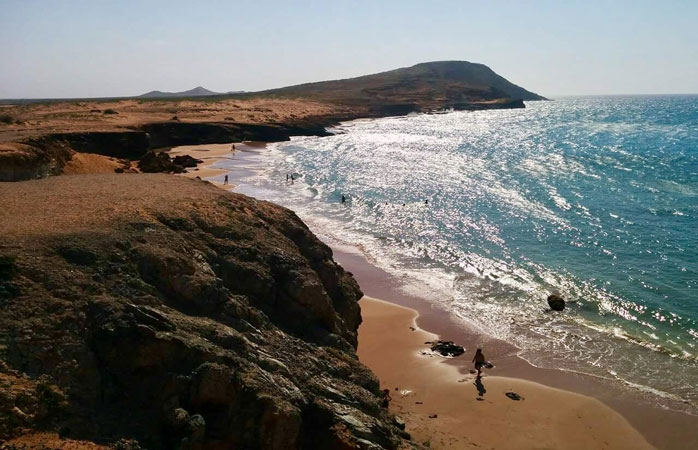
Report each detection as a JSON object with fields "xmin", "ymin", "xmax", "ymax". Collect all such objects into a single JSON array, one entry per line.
[
  {"xmin": 0, "ymin": 114, "xmax": 14, "ymax": 124},
  {"xmin": 171, "ymin": 115, "xmax": 179, "ymax": 121},
  {"xmin": 103, "ymin": 109, "xmax": 118, "ymax": 115}
]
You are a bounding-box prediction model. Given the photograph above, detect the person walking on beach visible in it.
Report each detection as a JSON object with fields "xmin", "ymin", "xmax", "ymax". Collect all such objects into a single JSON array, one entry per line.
[
  {"xmin": 472, "ymin": 348, "xmax": 486, "ymax": 377},
  {"xmin": 341, "ymin": 194, "xmax": 346, "ymax": 204},
  {"xmin": 224, "ymin": 174, "xmax": 229, "ymax": 185}
]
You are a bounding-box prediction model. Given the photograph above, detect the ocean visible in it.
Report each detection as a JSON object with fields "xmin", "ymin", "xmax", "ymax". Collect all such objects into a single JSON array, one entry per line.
[{"xmin": 218, "ymin": 95, "xmax": 698, "ymax": 411}]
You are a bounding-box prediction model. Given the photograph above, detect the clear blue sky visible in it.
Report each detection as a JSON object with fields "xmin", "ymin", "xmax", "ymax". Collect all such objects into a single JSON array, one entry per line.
[{"xmin": 2, "ymin": 0, "xmax": 697, "ymax": 98}]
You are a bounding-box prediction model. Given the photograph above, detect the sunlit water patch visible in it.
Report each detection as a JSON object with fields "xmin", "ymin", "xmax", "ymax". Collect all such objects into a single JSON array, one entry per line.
[{"xmin": 223, "ymin": 95, "xmax": 698, "ymax": 411}]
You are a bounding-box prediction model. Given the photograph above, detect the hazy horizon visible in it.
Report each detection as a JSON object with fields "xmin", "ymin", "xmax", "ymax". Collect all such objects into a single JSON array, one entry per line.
[{"xmin": 2, "ymin": 0, "xmax": 697, "ymax": 99}]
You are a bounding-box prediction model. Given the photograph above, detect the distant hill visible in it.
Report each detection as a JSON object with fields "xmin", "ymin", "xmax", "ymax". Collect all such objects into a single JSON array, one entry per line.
[
  {"xmin": 259, "ymin": 61, "xmax": 545, "ymax": 110},
  {"xmin": 138, "ymin": 86, "xmax": 243, "ymax": 98}
]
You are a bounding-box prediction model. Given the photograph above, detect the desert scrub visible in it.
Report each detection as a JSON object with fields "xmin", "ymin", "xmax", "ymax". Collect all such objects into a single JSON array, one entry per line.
[
  {"xmin": 0, "ymin": 114, "xmax": 14, "ymax": 124},
  {"xmin": 103, "ymin": 109, "xmax": 119, "ymax": 114}
]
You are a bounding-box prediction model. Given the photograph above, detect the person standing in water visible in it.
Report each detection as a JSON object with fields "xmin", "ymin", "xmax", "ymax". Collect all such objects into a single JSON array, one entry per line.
[
  {"xmin": 472, "ymin": 348, "xmax": 486, "ymax": 377},
  {"xmin": 341, "ymin": 194, "xmax": 346, "ymax": 204}
]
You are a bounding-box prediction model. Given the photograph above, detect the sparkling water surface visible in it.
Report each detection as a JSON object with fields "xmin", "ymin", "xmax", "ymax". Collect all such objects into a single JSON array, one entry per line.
[{"xmin": 221, "ymin": 96, "xmax": 698, "ymax": 409}]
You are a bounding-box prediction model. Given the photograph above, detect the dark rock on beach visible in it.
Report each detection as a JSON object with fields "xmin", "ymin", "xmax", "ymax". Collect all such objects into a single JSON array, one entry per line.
[
  {"xmin": 429, "ymin": 340, "xmax": 465, "ymax": 357},
  {"xmin": 547, "ymin": 294, "xmax": 566, "ymax": 311},
  {"xmin": 172, "ymin": 154, "xmax": 203, "ymax": 168},
  {"xmin": 0, "ymin": 174, "xmax": 415, "ymax": 449},
  {"xmin": 138, "ymin": 150, "xmax": 187, "ymax": 173}
]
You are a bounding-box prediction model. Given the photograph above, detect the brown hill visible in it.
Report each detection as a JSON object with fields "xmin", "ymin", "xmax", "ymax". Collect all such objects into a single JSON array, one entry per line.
[{"xmin": 259, "ymin": 60, "xmax": 545, "ymax": 111}]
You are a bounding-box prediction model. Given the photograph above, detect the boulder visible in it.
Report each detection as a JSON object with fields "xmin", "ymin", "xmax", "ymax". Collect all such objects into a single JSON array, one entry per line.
[
  {"xmin": 429, "ymin": 340, "xmax": 464, "ymax": 357},
  {"xmin": 137, "ymin": 150, "xmax": 186, "ymax": 173},
  {"xmin": 547, "ymin": 294, "xmax": 565, "ymax": 311},
  {"xmin": 173, "ymin": 154, "xmax": 203, "ymax": 168}
]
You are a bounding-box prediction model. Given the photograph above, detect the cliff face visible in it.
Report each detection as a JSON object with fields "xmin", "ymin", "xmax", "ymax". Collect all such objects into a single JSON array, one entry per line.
[
  {"xmin": 0, "ymin": 122, "xmax": 331, "ymax": 182},
  {"xmin": 0, "ymin": 174, "xmax": 411, "ymax": 449}
]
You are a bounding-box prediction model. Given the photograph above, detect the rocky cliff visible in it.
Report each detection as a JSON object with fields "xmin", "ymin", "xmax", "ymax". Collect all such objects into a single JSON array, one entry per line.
[
  {"xmin": 0, "ymin": 122, "xmax": 331, "ymax": 182},
  {"xmin": 0, "ymin": 174, "xmax": 413, "ymax": 449}
]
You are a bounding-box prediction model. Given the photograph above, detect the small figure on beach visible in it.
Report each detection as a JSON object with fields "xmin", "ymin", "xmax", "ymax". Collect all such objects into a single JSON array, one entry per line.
[
  {"xmin": 425, "ymin": 199, "xmax": 429, "ymax": 205},
  {"xmin": 341, "ymin": 194, "xmax": 346, "ymax": 204},
  {"xmin": 381, "ymin": 388, "xmax": 392, "ymax": 409},
  {"xmin": 291, "ymin": 174, "xmax": 295, "ymax": 184},
  {"xmin": 231, "ymin": 143, "xmax": 235, "ymax": 152},
  {"xmin": 224, "ymin": 174, "xmax": 229, "ymax": 185},
  {"xmin": 472, "ymin": 348, "xmax": 486, "ymax": 377},
  {"xmin": 286, "ymin": 173, "xmax": 289, "ymax": 182}
]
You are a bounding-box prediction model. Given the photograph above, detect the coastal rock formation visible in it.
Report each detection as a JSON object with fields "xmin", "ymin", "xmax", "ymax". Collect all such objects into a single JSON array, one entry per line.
[
  {"xmin": 173, "ymin": 154, "xmax": 203, "ymax": 168},
  {"xmin": 0, "ymin": 141, "xmax": 73, "ymax": 181},
  {"xmin": 0, "ymin": 174, "xmax": 413, "ymax": 449},
  {"xmin": 547, "ymin": 294, "xmax": 566, "ymax": 311},
  {"xmin": 0, "ymin": 122, "xmax": 331, "ymax": 182},
  {"xmin": 139, "ymin": 121, "xmax": 330, "ymax": 149},
  {"xmin": 428, "ymin": 341, "xmax": 465, "ymax": 357},
  {"xmin": 137, "ymin": 150, "xmax": 187, "ymax": 173}
]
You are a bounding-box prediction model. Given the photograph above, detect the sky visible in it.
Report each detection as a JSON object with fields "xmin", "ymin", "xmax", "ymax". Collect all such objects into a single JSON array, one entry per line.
[{"xmin": 1, "ymin": 0, "xmax": 698, "ymax": 99}]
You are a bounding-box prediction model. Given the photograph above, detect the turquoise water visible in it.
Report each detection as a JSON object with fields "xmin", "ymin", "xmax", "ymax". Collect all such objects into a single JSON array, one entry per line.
[{"xmin": 226, "ymin": 96, "xmax": 698, "ymax": 410}]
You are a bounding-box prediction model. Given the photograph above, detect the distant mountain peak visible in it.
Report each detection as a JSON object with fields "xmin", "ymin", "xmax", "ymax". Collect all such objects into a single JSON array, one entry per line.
[{"xmin": 138, "ymin": 86, "xmax": 221, "ymax": 98}]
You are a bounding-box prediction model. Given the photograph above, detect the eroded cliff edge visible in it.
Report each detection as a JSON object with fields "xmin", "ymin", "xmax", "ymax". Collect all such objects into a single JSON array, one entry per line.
[{"xmin": 0, "ymin": 174, "xmax": 412, "ymax": 449}]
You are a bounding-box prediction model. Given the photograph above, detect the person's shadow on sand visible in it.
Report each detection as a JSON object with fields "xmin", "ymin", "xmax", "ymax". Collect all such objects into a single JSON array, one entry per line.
[{"xmin": 474, "ymin": 376, "xmax": 486, "ymax": 399}]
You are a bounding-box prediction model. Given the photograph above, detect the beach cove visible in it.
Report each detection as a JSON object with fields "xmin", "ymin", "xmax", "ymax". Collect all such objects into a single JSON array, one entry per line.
[{"xmin": 169, "ymin": 97, "xmax": 698, "ymax": 449}]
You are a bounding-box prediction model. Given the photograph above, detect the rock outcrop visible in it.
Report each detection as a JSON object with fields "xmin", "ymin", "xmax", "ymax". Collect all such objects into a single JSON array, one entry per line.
[
  {"xmin": 428, "ymin": 341, "xmax": 465, "ymax": 357},
  {"xmin": 137, "ymin": 150, "xmax": 187, "ymax": 173},
  {"xmin": 0, "ymin": 141, "xmax": 73, "ymax": 181},
  {"xmin": 0, "ymin": 174, "xmax": 413, "ymax": 449}
]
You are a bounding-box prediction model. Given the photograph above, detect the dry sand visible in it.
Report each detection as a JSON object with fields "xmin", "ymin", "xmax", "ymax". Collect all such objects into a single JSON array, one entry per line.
[
  {"xmin": 357, "ymin": 297, "xmax": 654, "ymax": 450},
  {"xmin": 61, "ymin": 152, "xmax": 129, "ymax": 175}
]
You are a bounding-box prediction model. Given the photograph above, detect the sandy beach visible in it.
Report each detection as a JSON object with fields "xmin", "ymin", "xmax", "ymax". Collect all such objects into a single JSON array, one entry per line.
[
  {"xmin": 167, "ymin": 142, "xmax": 239, "ymax": 190},
  {"xmin": 357, "ymin": 296, "xmax": 653, "ymax": 450}
]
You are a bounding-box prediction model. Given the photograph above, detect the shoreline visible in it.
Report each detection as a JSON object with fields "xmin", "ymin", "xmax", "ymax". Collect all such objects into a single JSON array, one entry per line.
[
  {"xmin": 357, "ymin": 296, "xmax": 653, "ymax": 449},
  {"xmin": 171, "ymin": 137, "xmax": 698, "ymax": 449},
  {"xmin": 332, "ymin": 246, "xmax": 697, "ymax": 450}
]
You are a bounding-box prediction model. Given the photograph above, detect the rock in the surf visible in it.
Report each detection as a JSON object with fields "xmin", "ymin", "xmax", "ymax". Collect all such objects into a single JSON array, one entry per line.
[{"xmin": 547, "ymin": 294, "xmax": 565, "ymax": 311}]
